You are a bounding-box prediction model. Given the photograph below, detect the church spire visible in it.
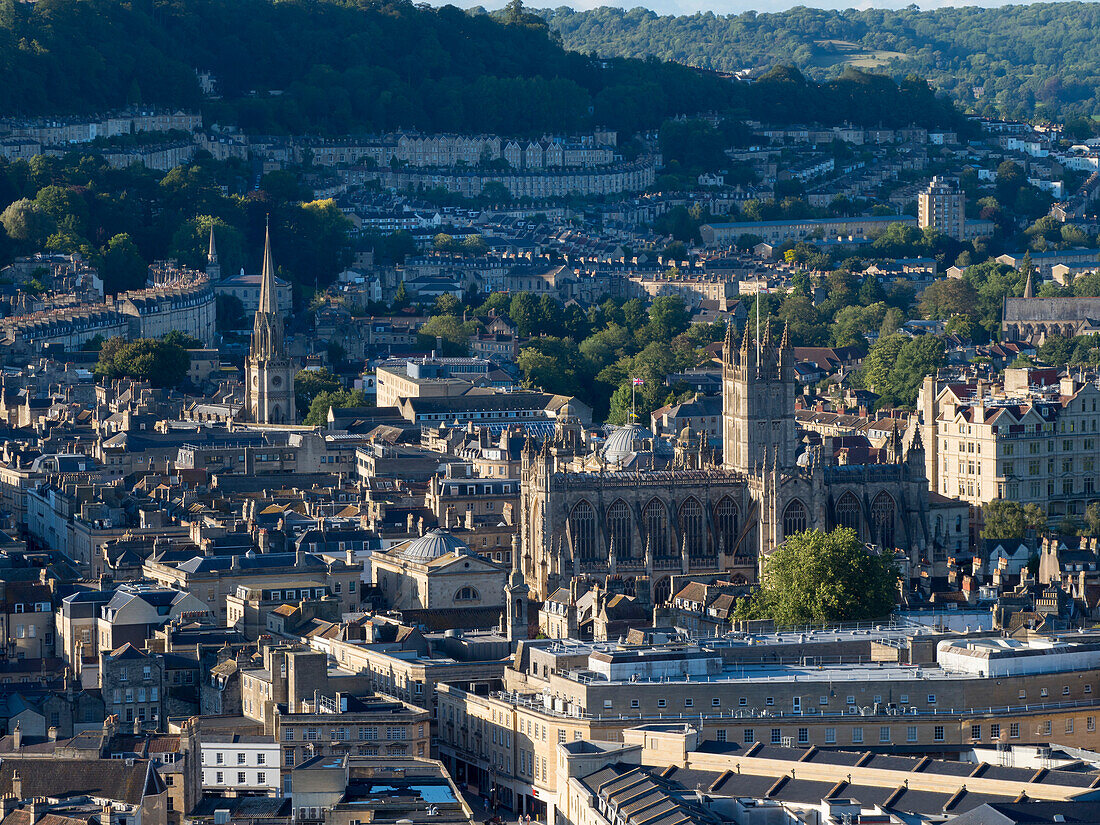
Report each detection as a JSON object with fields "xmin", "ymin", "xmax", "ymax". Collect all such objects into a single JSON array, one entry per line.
[
  {"xmin": 208, "ymin": 224, "xmax": 218, "ymax": 266},
  {"xmin": 205, "ymin": 224, "xmax": 221, "ymax": 281},
  {"xmin": 259, "ymin": 217, "xmax": 278, "ymax": 316},
  {"xmin": 245, "ymin": 218, "xmax": 294, "ymax": 424},
  {"xmin": 251, "ymin": 217, "xmax": 285, "ymax": 361},
  {"xmin": 1023, "ymin": 266, "xmax": 1035, "ymax": 299}
]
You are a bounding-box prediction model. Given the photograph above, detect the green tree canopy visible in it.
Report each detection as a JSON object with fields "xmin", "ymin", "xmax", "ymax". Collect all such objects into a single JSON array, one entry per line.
[
  {"xmin": 919, "ymin": 279, "xmax": 978, "ymax": 321},
  {"xmin": 981, "ymin": 500, "xmax": 1046, "ymax": 540},
  {"xmin": 94, "ymin": 337, "xmax": 190, "ymax": 387},
  {"xmin": 100, "ymin": 233, "xmax": 147, "ymax": 294},
  {"xmin": 418, "ymin": 314, "xmax": 478, "ymax": 356},
  {"xmin": 735, "ymin": 527, "xmax": 899, "ymax": 626},
  {"xmin": 0, "ymin": 198, "xmax": 54, "ymax": 246},
  {"xmin": 294, "ymin": 367, "xmax": 342, "ymax": 417},
  {"xmin": 162, "ymin": 330, "xmax": 203, "ymax": 349},
  {"xmin": 858, "ymin": 333, "xmax": 945, "ymax": 408},
  {"xmin": 303, "ymin": 388, "xmax": 369, "ymax": 426}
]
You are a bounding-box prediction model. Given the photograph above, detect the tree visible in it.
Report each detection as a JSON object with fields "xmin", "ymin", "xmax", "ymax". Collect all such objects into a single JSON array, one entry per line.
[
  {"xmin": 418, "ymin": 315, "xmax": 477, "ymax": 355},
  {"xmin": 1, "ymin": 198, "xmax": 54, "ymax": 246},
  {"xmin": 217, "ymin": 294, "xmax": 245, "ymax": 331},
  {"xmin": 517, "ymin": 337, "xmax": 586, "ymax": 397},
  {"xmin": 162, "ymin": 330, "xmax": 203, "ymax": 349},
  {"xmin": 1084, "ymin": 503, "xmax": 1100, "ymax": 537},
  {"xmin": 462, "ymin": 234, "xmax": 488, "ymax": 256},
  {"xmin": 432, "ymin": 293, "xmax": 461, "ymax": 316},
  {"xmin": 392, "ymin": 281, "xmax": 410, "ymax": 309},
  {"xmin": 981, "ymin": 500, "xmax": 1045, "ymax": 540},
  {"xmin": 304, "ymin": 389, "xmax": 369, "ymax": 426},
  {"xmin": 35, "ymin": 184, "xmax": 88, "ymax": 236},
  {"xmin": 886, "ymin": 335, "xmax": 946, "ymax": 407},
  {"xmin": 659, "ymin": 119, "xmax": 728, "ymax": 173},
  {"xmin": 295, "ymin": 367, "xmax": 342, "ymax": 417},
  {"xmin": 290, "ymin": 199, "xmax": 353, "ymax": 287},
  {"xmin": 95, "ymin": 338, "xmax": 190, "ymax": 388},
  {"xmin": 858, "ymin": 274, "xmax": 886, "ymax": 306},
  {"xmin": 642, "ymin": 295, "xmax": 690, "ymax": 343},
  {"xmin": 919, "ymin": 279, "xmax": 978, "ymax": 320},
  {"xmin": 260, "ymin": 170, "xmax": 309, "ymax": 203},
  {"xmin": 100, "ymin": 233, "xmax": 147, "ymax": 294},
  {"xmin": 859, "ymin": 334, "xmax": 906, "ymax": 394},
  {"xmin": 790, "ymin": 271, "xmax": 814, "ymax": 298},
  {"xmin": 734, "ymin": 527, "xmax": 899, "ymax": 626},
  {"xmin": 996, "ymin": 161, "xmax": 1026, "ymax": 203},
  {"xmin": 1038, "ymin": 334, "xmax": 1075, "ymax": 366},
  {"xmin": 170, "ymin": 216, "xmax": 246, "ymax": 275},
  {"xmin": 509, "ymin": 292, "xmax": 539, "ymax": 337},
  {"xmin": 830, "ymin": 303, "xmax": 886, "ymax": 347},
  {"xmin": 1058, "ymin": 514, "xmax": 1081, "ymax": 537},
  {"xmin": 537, "ymin": 294, "xmax": 563, "ymax": 335},
  {"xmin": 779, "ymin": 293, "xmax": 827, "ymax": 346}
]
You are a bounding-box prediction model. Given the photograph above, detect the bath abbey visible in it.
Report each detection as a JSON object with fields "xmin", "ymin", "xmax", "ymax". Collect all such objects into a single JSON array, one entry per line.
[{"xmin": 519, "ymin": 322, "xmax": 949, "ymax": 605}]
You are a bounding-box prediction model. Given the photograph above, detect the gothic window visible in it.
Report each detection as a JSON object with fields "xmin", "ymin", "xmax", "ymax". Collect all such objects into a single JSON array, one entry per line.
[
  {"xmin": 782, "ymin": 500, "xmax": 808, "ymax": 539},
  {"xmin": 835, "ymin": 492, "xmax": 861, "ymax": 533},
  {"xmin": 569, "ymin": 501, "xmax": 597, "ymax": 560},
  {"xmin": 871, "ymin": 492, "xmax": 896, "ymax": 548},
  {"xmin": 653, "ymin": 577, "xmax": 672, "ymax": 606},
  {"xmin": 643, "ymin": 498, "xmax": 669, "ymax": 557},
  {"xmin": 606, "ymin": 500, "xmax": 633, "ymax": 560},
  {"xmin": 678, "ymin": 498, "xmax": 705, "ymax": 557},
  {"xmin": 714, "ymin": 497, "xmax": 740, "ymax": 554}
]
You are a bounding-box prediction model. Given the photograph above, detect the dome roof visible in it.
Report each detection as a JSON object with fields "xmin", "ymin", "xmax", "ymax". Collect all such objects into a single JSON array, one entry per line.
[
  {"xmin": 602, "ymin": 423, "xmax": 655, "ymax": 463},
  {"xmin": 399, "ymin": 529, "xmax": 470, "ymax": 562}
]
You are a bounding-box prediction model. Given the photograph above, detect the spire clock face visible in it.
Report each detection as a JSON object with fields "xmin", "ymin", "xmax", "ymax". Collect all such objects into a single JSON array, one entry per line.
[{"xmin": 272, "ymin": 375, "xmax": 282, "ymax": 388}]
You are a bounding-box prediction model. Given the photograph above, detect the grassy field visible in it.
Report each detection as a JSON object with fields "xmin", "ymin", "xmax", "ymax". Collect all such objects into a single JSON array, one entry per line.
[{"xmin": 809, "ymin": 39, "xmax": 910, "ymax": 70}]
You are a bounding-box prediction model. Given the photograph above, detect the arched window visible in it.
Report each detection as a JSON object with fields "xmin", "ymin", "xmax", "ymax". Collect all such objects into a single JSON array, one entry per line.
[
  {"xmin": 871, "ymin": 492, "xmax": 896, "ymax": 548},
  {"xmin": 678, "ymin": 498, "xmax": 705, "ymax": 557},
  {"xmin": 782, "ymin": 500, "xmax": 808, "ymax": 539},
  {"xmin": 643, "ymin": 498, "xmax": 669, "ymax": 557},
  {"xmin": 454, "ymin": 586, "xmax": 480, "ymax": 602},
  {"xmin": 569, "ymin": 500, "xmax": 597, "ymax": 560},
  {"xmin": 714, "ymin": 497, "xmax": 740, "ymax": 555},
  {"xmin": 606, "ymin": 500, "xmax": 633, "ymax": 560},
  {"xmin": 653, "ymin": 577, "xmax": 672, "ymax": 605},
  {"xmin": 835, "ymin": 492, "xmax": 861, "ymax": 533}
]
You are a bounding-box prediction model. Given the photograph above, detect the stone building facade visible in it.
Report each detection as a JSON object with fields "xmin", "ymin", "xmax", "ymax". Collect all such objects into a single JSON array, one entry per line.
[
  {"xmin": 519, "ymin": 323, "xmax": 935, "ymax": 604},
  {"xmin": 1002, "ymin": 294, "xmax": 1100, "ymax": 345},
  {"xmin": 99, "ymin": 643, "xmax": 167, "ymax": 728}
]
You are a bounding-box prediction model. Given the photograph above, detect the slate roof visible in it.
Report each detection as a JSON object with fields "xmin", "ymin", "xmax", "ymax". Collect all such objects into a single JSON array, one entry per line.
[{"xmin": 0, "ymin": 757, "xmax": 159, "ymax": 804}]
